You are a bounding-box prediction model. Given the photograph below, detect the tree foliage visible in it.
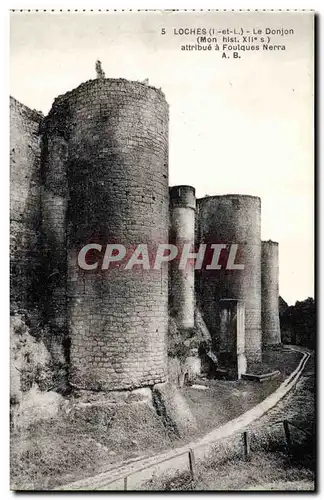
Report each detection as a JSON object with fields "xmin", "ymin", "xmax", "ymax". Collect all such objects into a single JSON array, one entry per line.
[{"xmin": 280, "ymin": 297, "xmax": 315, "ymax": 349}]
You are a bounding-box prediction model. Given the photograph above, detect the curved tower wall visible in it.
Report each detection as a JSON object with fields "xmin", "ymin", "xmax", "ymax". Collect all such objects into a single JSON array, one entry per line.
[
  {"xmin": 169, "ymin": 186, "xmax": 196, "ymax": 329},
  {"xmin": 261, "ymin": 240, "xmax": 281, "ymax": 345},
  {"xmin": 43, "ymin": 79, "xmax": 169, "ymax": 390},
  {"xmin": 197, "ymin": 194, "xmax": 262, "ymax": 363}
]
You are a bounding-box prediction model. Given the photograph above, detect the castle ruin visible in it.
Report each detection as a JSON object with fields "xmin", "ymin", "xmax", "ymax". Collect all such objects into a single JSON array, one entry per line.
[{"xmin": 10, "ymin": 77, "xmax": 281, "ymax": 398}]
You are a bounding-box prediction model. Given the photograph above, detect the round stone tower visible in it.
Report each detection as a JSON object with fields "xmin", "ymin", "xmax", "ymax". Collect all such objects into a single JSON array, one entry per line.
[
  {"xmin": 261, "ymin": 240, "xmax": 281, "ymax": 345},
  {"xmin": 169, "ymin": 185, "xmax": 196, "ymax": 329},
  {"xmin": 42, "ymin": 78, "xmax": 169, "ymax": 390},
  {"xmin": 197, "ymin": 194, "xmax": 262, "ymax": 363}
]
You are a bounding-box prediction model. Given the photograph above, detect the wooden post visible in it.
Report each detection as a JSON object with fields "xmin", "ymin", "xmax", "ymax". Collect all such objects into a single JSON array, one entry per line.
[
  {"xmin": 188, "ymin": 448, "xmax": 196, "ymax": 481},
  {"xmin": 124, "ymin": 476, "xmax": 128, "ymax": 491},
  {"xmin": 283, "ymin": 420, "xmax": 292, "ymax": 454},
  {"xmin": 242, "ymin": 431, "xmax": 250, "ymax": 460}
]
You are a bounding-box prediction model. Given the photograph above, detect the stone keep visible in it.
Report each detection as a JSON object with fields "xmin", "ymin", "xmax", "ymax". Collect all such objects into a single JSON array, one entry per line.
[
  {"xmin": 10, "ymin": 97, "xmax": 42, "ymax": 316},
  {"xmin": 261, "ymin": 240, "xmax": 281, "ymax": 345},
  {"xmin": 11, "ymin": 79, "xmax": 285, "ymax": 387},
  {"xmin": 169, "ymin": 186, "xmax": 196, "ymax": 329},
  {"xmin": 42, "ymin": 79, "xmax": 169, "ymax": 390},
  {"xmin": 197, "ymin": 195, "xmax": 262, "ymax": 363}
]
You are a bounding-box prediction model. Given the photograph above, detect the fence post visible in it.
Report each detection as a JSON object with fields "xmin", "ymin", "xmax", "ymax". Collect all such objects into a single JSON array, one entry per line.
[
  {"xmin": 283, "ymin": 420, "xmax": 292, "ymax": 454},
  {"xmin": 188, "ymin": 448, "xmax": 196, "ymax": 481},
  {"xmin": 242, "ymin": 431, "xmax": 250, "ymax": 460},
  {"xmin": 124, "ymin": 476, "xmax": 128, "ymax": 491}
]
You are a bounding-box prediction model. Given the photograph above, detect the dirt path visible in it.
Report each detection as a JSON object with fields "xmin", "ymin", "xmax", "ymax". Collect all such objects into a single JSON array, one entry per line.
[
  {"xmin": 13, "ymin": 346, "xmax": 304, "ymax": 490},
  {"xmin": 54, "ymin": 346, "xmax": 310, "ymax": 490}
]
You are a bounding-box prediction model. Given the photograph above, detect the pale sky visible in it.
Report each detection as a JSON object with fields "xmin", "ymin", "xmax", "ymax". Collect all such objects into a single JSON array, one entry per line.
[{"xmin": 10, "ymin": 11, "xmax": 314, "ymax": 305}]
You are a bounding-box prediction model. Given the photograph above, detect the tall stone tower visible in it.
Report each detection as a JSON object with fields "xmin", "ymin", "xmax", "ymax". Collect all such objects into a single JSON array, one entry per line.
[
  {"xmin": 197, "ymin": 194, "xmax": 262, "ymax": 363},
  {"xmin": 261, "ymin": 240, "xmax": 281, "ymax": 345},
  {"xmin": 169, "ymin": 186, "xmax": 196, "ymax": 329},
  {"xmin": 42, "ymin": 78, "xmax": 169, "ymax": 391}
]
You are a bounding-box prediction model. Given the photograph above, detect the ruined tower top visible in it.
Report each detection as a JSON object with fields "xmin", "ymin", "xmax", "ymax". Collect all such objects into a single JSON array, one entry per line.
[
  {"xmin": 95, "ymin": 60, "xmax": 105, "ymax": 79},
  {"xmin": 169, "ymin": 185, "xmax": 196, "ymax": 210}
]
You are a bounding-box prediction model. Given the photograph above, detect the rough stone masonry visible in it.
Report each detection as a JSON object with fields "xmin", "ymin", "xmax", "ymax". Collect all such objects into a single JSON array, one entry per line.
[{"xmin": 10, "ymin": 76, "xmax": 281, "ymax": 394}]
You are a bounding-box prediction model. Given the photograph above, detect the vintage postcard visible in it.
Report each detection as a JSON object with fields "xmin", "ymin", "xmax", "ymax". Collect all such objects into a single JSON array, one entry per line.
[{"xmin": 10, "ymin": 9, "xmax": 315, "ymax": 491}]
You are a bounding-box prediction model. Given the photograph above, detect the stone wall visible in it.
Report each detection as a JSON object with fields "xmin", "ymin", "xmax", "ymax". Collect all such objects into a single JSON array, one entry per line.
[
  {"xmin": 40, "ymin": 122, "xmax": 69, "ymax": 362},
  {"xmin": 10, "ymin": 80, "xmax": 279, "ymax": 393},
  {"xmin": 10, "ymin": 97, "xmax": 42, "ymax": 315}
]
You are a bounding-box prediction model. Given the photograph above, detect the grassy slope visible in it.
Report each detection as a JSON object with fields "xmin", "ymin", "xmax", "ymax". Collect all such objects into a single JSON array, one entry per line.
[
  {"xmin": 145, "ymin": 354, "xmax": 315, "ymax": 491},
  {"xmin": 10, "ymin": 348, "xmax": 306, "ymax": 490},
  {"xmin": 181, "ymin": 348, "xmax": 303, "ymax": 437}
]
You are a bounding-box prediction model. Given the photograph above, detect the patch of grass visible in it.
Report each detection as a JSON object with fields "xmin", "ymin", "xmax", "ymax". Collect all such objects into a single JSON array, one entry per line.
[
  {"xmin": 145, "ymin": 355, "xmax": 315, "ymax": 491},
  {"xmin": 145, "ymin": 439, "xmax": 315, "ymax": 491},
  {"xmin": 10, "ymin": 399, "xmax": 171, "ymax": 490},
  {"xmin": 179, "ymin": 348, "xmax": 304, "ymax": 439},
  {"xmin": 195, "ymin": 451, "xmax": 314, "ymax": 491},
  {"xmin": 10, "ymin": 426, "xmax": 111, "ymax": 491},
  {"xmin": 11, "ymin": 348, "xmax": 312, "ymax": 491},
  {"xmin": 181, "ymin": 377, "xmax": 281, "ymax": 437},
  {"xmin": 260, "ymin": 348, "xmax": 303, "ymax": 376}
]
